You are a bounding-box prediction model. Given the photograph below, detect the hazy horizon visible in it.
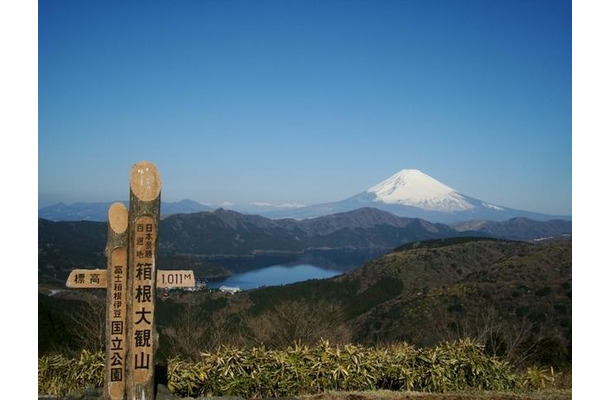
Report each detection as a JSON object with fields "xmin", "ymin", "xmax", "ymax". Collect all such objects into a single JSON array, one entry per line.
[{"xmin": 38, "ymin": 166, "xmax": 572, "ymax": 217}]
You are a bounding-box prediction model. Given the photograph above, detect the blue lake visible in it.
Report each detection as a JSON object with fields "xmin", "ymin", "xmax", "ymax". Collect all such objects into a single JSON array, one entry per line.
[{"xmin": 206, "ymin": 263, "xmax": 344, "ymax": 291}]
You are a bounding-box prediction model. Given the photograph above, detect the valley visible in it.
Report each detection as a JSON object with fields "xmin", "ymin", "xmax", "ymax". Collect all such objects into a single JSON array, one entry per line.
[{"xmin": 39, "ymin": 235, "xmax": 571, "ymax": 371}]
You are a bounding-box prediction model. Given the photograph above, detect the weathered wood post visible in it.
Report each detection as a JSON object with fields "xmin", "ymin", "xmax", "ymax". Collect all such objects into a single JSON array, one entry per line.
[
  {"xmin": 105, "ymin": 202, "xmax": 129, "ymax": 400},
  {"xmin": 66, "ymin": 161, "xmax": 197, "ymax": 399},
  {"xmin": 126, "ymin": 161, "xmax": 161, "ymax": 400}
]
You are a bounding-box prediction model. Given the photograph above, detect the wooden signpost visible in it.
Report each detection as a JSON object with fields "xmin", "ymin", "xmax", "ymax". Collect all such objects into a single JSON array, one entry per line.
[
  {"xmin": 106, "ymin": 202, "xmax": 129, "ymax": 400},
  {"xmin": 127, "ymin": 161, "xmax": 161, "ymax": 400},
  {"xmin": 67, "ymin": 269, "xmax": 195, "ymax": 291},
  {"xmin": 65, "ymin": 161, "xmax": 196, "ymax": 400}
]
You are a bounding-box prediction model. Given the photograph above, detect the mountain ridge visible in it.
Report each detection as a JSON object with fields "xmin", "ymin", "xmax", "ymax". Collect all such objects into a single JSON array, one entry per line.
[
  {"xmin": 38, "ymin": 207, "xmax": 571, "ymax": 286},
  {"xmin": 38, "ymin": 199, "xmax": 211, "ymax": 221},
  {"xmin": 260, "ymin": 170, "xmax": 570, "ymax": 223},
  {"xmin": 37, "ymin": 170, "xmax": 569, "ymax": 224}
]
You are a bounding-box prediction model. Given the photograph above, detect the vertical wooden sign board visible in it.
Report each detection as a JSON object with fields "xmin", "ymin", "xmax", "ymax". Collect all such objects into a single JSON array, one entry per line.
[
  {"xmin": 65, "ymin": 162, "xmax": 195, "ymax": 400},
  {"xmin": 126, "ymin": 161, "xmax": 161, "ymax": 400},
  {"xmin": 105, "ymin": 203, "xmax": 129, "ymax": 400}
]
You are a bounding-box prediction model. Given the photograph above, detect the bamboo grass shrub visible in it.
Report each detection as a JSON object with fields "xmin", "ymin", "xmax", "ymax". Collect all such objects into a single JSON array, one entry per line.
[
  {"xmin": 167, "ymin": 339, "xmax": 519, "ymax": 398},
  {"xmin": 38, "ymin": 350, "xmax": 105, "ymax": 397},
  {"xmin": 519, "ymin": 366, "xmax": 557, "ymax": 390},
  {"xmin": 413, "ymin": 338, "xmax": 516, "ymax": 392},
  {"xmin": 39, "ymin": 339, "xmax": 555, "ymax": 398}
]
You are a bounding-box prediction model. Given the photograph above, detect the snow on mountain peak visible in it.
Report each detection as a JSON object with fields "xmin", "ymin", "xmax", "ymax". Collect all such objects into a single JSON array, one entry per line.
[{"xmin": 366, "ymin": 169, "xmax": 474, "ymax": 212}]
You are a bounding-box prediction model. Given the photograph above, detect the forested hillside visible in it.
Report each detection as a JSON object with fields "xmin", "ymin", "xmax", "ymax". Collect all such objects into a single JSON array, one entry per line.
[{"xmin": 40, "ymin": 237, "xmax": 571, "ymax": 370}]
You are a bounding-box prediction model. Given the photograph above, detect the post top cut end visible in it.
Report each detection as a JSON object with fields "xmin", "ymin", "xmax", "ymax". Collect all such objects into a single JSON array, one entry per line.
[
  {"xmin": 130, "ymin": 161, "xmax": 161, "ymax": 201},
  {"xmin": 108, "ymin": 202, "xmax": 128, "ymax": 233}
]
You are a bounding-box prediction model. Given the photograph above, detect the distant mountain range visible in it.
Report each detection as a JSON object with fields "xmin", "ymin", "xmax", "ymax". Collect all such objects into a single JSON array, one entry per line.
[
  {"xmin": 157, "ymin": 207, "xmax": 458, "ymax": 255},
  {"xmin": 38, "ymin": 169, "xmax": 570, "ymax": 224},
  {"xmin": 39, "ymin": 207, "xmax": 571, "ymax": 285},
  {"xmin": 452, "ymin": 218, "xmax": 573, "ymax": 240},
  {"xmin": 38, "ymin": 199, "xmax": 211, "ymax": 221},
  {"xmin": 259, "ymin": 169, "xmax": 571, "ymax": 223}
]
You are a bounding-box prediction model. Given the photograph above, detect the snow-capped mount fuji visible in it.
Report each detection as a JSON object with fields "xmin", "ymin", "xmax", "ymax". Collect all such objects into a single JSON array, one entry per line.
[
  {"xmin": 367, "ymin": 169, "xmax": 475, "ymax": 212},
  {"xmin": 260, "ymin": 169, "xmax": 570, "ymax": 223}
]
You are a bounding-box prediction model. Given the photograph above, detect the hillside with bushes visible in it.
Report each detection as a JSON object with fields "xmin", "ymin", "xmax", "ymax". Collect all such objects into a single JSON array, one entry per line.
[
  {"xmin": 39, "ymin": 340, "xmax": 570, "ymax": 398},
  {"xmin": 38, "ymin": 237, "xmax": 571, "ymax": 397},
  {"xmin": 39, "ymin": 238, "xmax": 571, "ymax": 367},
  {"xmin": 227, "ymin": 238, "xmax": 571, "ymax": 367}
]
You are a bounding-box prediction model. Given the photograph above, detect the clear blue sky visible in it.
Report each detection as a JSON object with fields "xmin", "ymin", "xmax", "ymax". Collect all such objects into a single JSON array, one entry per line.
[{"xmin": 38, "ymin": 0, "xmax": 571, "ymax": 215}]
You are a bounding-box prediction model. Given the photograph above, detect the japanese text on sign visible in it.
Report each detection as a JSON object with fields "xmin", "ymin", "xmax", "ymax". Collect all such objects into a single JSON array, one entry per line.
[
  {"xmin": 108, "ymin": 248, "xmax": 127, "ymax": 399},
  {"xmin": 130, "ymin": 217, "xmax": 156, "ymax": 382}
]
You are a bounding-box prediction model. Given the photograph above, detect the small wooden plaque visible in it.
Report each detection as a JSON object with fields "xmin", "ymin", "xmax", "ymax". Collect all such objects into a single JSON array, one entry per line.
[
  {"xmin": 66, "ymin": 269, "xmax": 107, "ymax": 288},
  {"xmin": 66, "ymin": 269, "xmax": 196, "ymax": 290},
  {"xmin": 156, "ymin": 270, "xmax": 195, "ymax": 288}
]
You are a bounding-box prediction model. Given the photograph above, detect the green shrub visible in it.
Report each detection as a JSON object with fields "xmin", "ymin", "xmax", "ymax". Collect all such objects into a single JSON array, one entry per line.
[
  {"xmin": 39, "ymin": 339, "xmax": 559, "ymax": 397},
  {"xmin": 519, "ymin": 366, "xmax": 556, "ymax": 390},
  {"xmin": 414, "ymin": 339, "xmax": 516, "ymax": 392},
  {"xmin": 167, "ymin": 339, "xmax": 518, "ymax": 397},
  {"xmin": 38, "ymin": 349, "xmax": 104, "ymax": 397}
]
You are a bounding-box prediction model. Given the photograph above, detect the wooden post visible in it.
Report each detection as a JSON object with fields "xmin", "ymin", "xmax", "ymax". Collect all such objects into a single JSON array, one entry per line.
[
  {"xmin": 126, "ymin": 161, "xmax": 161, "ymax": 400},
  {"xmin": 104, "ymin": 202, "xmax": 129, "ymax": 400},
  {"xmin": 65, "ymin": 162, "xmax": 196, "ymax": 400}
]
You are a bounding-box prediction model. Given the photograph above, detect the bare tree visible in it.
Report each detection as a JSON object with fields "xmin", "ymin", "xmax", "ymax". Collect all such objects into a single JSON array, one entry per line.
[
  {"xmin": 425, "ymin": 304, "xmax": 545, "ymax": 368},
  {"xmin": 163, "ymin": 301, "xmax": 209, "ymax": 358},
  {"xmin": 472, "ymin": 306, "xmax": 543, "ymax": 367},
  {"xmin": 244, "ymin": 300, "xmax": 350, "ymax": 348},
  {"xmin": 67, "ymin": 294, "xmax": 106, "ymax": 352},
  {"xmin": 162, "ymin": 297, "xmax": 247, "ymax": 358}
]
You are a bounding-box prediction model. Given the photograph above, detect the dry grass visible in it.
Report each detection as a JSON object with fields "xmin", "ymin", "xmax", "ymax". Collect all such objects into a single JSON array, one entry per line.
[
  {"xmin": 302, "ymin": 389, "xmax": 572, "ymax": 400},
  {"xmin": 552, "ymin": 369, "xmax": 571, "ymax": 390}
]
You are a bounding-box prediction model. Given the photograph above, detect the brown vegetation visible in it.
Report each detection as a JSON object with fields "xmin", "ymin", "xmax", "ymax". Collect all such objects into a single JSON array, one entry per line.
[{"xmin": 304, "ymin": 389, "xmax": 572, "ymax": 400}]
